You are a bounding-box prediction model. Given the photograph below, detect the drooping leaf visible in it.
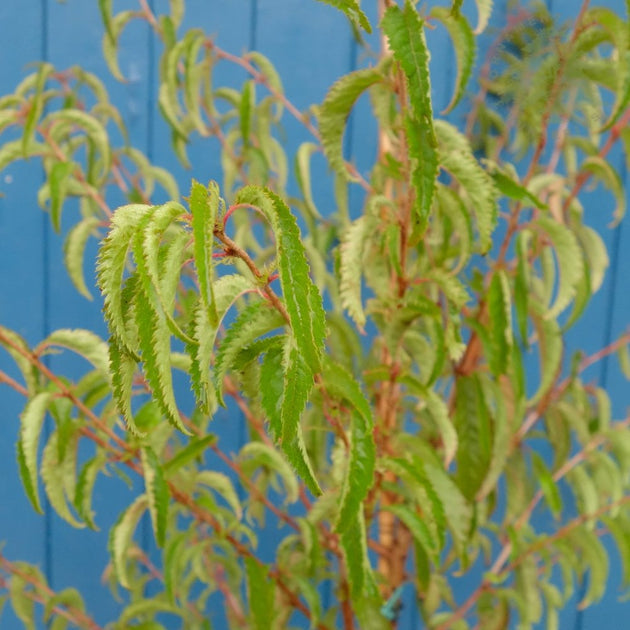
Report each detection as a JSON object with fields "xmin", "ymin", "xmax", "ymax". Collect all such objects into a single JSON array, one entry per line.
[
  {"xmin": 474, "ymin": 0, "xmax": 493, "ymax": 33},
  {"xmin": 108, "ymin": 495, "xmax": 148, "ymax": 589},
  {"xmin": 382, "ymin": 3, "xmax": 438, "ymax": 228},
  {"xmin": 109, "ymin": 335, "xmax": 142, "ymax": 435},
  {"xmin": 487, "ymin": 270, "xmax": 512, "ymax": 376},
  {"xmin": 336, "ymin": 409, "xmax": 376, "ymax": 533},
  {"xmin": 41, "ymin": 430, "xmax": 83, "ymax": 528},
  {"xmin": 317, "ymin": 68, "xmax": 382, "ymax": 181},
  {"xmin": 236, "ymin": 186, "xmax": 327, "ymax": 374},
  {"xmin": 141, "ymin": 447, "xmax": 169, "ymax": 547},
  {"xmin": 63, "ymin": 216, "xmax": 101, "ymax": 300},
  {"xmin": 430, "ymin": 8, "xmax": 475, "ymax": 113},
  {"xmin": 245, "ymin": 556, "xmax": 275, "ymax": 630},
  {"xmin": 316, "ymin": 0, "xmax": 372, "ymax": 32},
  {"xmin": 75, "ymin": 453, "xmax": 107, "ymax": 530},
  {"xmin": 17, "ymin": 391, "xmax": 53, "ymax": 514},
  {"xmin": 196, "ymin": 471, "xmax": 242, "ymax": 519},
  {"xmin": 535, "ymin": 216, "xmax": 584, "ymax": 319},
  {"xmin": 383, "ymin": 503, "xmax": 438, "ymax": 563},
  {"xmin": 529, "ymin": 304, "xmax": 563, "ymax": 405},
  {"xmin": 49, "ymin": 162, "xmax": 75, "ymax": 233}
]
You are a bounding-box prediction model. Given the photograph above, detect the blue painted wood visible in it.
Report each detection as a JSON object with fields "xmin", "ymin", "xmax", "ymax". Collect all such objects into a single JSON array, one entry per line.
[
  {"xmin": 0, "ymin": 3, "xmax": 48, "ymax": 628},
  {"xmin": 0, "ymin": 1, "xmax": 629, "ymax": 629}
]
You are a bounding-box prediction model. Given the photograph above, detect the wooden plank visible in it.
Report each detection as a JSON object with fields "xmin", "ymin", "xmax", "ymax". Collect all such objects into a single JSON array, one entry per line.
[
  {"xmin": 0, "ymin": 2, "xmax": 48, "ymax": 628},
  {"xmin": 41, "ymin": 1, "xmax": 153, "ymax": 624}
]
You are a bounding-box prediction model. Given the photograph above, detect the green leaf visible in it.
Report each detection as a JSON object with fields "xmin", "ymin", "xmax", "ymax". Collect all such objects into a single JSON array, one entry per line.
[
  {"xmin": 236, "ymin": 186, "xmax": 327, "ymax": 374},
  {"xmin": 535, "ymin": 217, "xmax": 584, "ymax": 319},
  {"xmin": 295, "ymin": 142, "xmax": 322, "ymax": 221},
  {"xmin": 49, "ymin": 161, "xmax": 75, "ymax": 232},
  {"xmin": 281, "ymin": 341, "xmax": 314, "ymax": 444},
  {"xmin": 44, "ymin": 588, "xmax": 85, "ymax": 623},
  {"xmin": 141, "ymin": 447, "xmax": 169, "ymax": 547},
  {"xmin": 316, "ymin": 0, "xmax": 372, "ymax": 32},
  {"xmin": 9, "ymin": 566, "xmax": 38, "ymax": 630},
  {"xmin": 239, "ymin": 442, "xmax": 299, "ymax": 504},
  {"xmin": 474, "ymin": 0, "xmax": 493, "ymax": 33},
  {"xmin": 214, "ymin": 300, "xmax": 285, "ymax": 405},
  {"xmin": 382, "ymin": 3, "xmax": 438, "ymax": 229},
  {"xmin": 581, "ymin": 155, "xmax": 626, "ymax": 224},
  {"xmin": 109, "ymin": 495, "xmax": 148, "ymax": 589},
  {"xmin": 572, "ymin": 527, "xmax": 609, "ymax": 608},
  {"xmin": 97, "ymin": 203, "xmax": 153, "ymax": 353},
  {"xmin": 164, "ymin": 434, "xmax": 216, "ymax": 474},
  {"xmin": 322, "ymin": 358, "xmax": 373, "ymax": 425},
  {"xmin": 43, "ymin": 329, "xmax": 111, "ymax": 383},
  {"xmin": 46, "ymin": 110, "xmax": 111, "ymax": 183},
  {"xmin": 22, "ymin": 63, "xmax": 53, "ymax": 156},
  {"xmin": 435, "ymin": 120, "xmax": 497, "ymax": 251},
  {"xmin": 75, "ymin": 453, "xmax": 107, "ymax": 530},
  {"xmin": 190, "ymin": 181, "xmax": 219, "ymax": 324},
  {"xmin": 196, "ymin": 471, "xmax": 242, "ymax": 519},
  {"xmin": 336, "ymin": 409, "xmax": 376, "ymax": 533},
  {"xmin": 487, "ymin": 270, "xmax": 512, "ymax": 376},
  {"xmin": 383, "ymin": 503, "xmax": 438, "ymax": 562},
  {"xmin": 340, "ymin": 510, "xmax": 375, "ymax": 600},
  {"xmin": 63, "ymin": 216, "xmax": 101, "ymax": 300},
  {"xmin": 102, "ymin": 10, "xmax": 137, "ymax": 81},
  {"xmin": 118, "ymin": 599, "xmax": 183, "ymax": 624},
  {"xmin": 424, "ymin": 389, "xmax": 458, "ymax": 468},
  {"xmin": 317, "ymin": 68, "xmax": 382, "ymax": 181},
  {"xmin": 532, "ymin": 453, "xmax": 562, "ymax": 518},
  {"xmin": 430, "ymin": 8, "xmax": 475, "ymax": 114},
  {"xmin": 245, "ymin": 556, "xmax": 275, "ymax": 630},
  {"xmin": 17, "ymin": 391, "xmax": 53, "ymax": 514},
  {"xmin": 109, "ymin": 335, "xmax": 142, "ymax": 435},
  {"xmin": 41, "ymin": 430, "xmax": 83, "ymax": 528},
  {"xmin": 528, "ymin": 312, "xmax": 564, "ymax": 406},
  {"xmin": 0, "ymin": 326, "xmax": 39, "ymax": 394}
]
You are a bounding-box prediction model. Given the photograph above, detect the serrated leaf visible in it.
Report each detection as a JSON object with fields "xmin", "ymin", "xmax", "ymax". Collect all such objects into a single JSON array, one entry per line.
[
  {"xmin": 0, "ymin": 326, "xmax": 39, "ymax": 394},
  {"xmin": 236, "ymin": 186, "xmax": 327, "ymax": 374},
  {"xmin": 316, "ymin": 0, "xmax": 372, "ymax": 32},
  {"xmin": 383, "ymin": 503, "xmax": 438, "ymax": 562},
  {"xmin": 22, "ymin": 63, "xmax": 52, "ymax": 156},
  {"xmin": 43, "ymin": 588, "xmax": 84, "ymax": 623},
  {"xmin": 9, "ymin": 568, "xmax": 37, "ymax": 630},
  {"xmin": 46, "ymin": 110, "xmax": 111, "ymax": 182},
  {"xmin": 196, "ymin": 471, "xmax": 242, "ymax": 519},
  {"xmin": 340, "ymin": 510, "xmax": 374, "ymax": 600},
  {"xmin": 318, "ymin": 68, "xmax": 382, "ymax": 181},
  {"xmin": 102, "ymin": 10, "xmax": 137, "ymax": 81},
  {"xmin": 118, "ymin": 598, "xmax": 183, "ymax": 624},
  {"xmin": 49, "ymin": 161, "xmax": 75, "ymax": 233},
  {"xmin": 239, "ymin": 442, "xmax": 299, "ymax": 504},
  {"xmin": 75, "ymin": 453, "xmax": 107, "ymax": 530},
  {"xmin": 532, "ymin": 453, "xmax": 562, "ymax": 518},
  {"xmin": 190, "ymin": 181, "xmax": 219, "ymax": 324},
  {"xmin": 487, "ymin": 270, "xmax": 512, "ymax": 376},
  {"xmin": 244, "ymin": 556, "xmax": 275, "ymax": 630},
  {"xmin": 336, "ymin": 409, "xmax": 375, "ymax": 533},
  {"xmin": 109, "ymin": 335, "xmax": 142, "ymax": 435},
  {"xmin": 43, "ymin": 329, "xmax": 110, "ymax": 383},
  {"xmin": 141, "ymin": 447, "xmax": 169, "ymax": 547},
  {"xmin": 322, "ymin": 357, "xmax": 372, "ymax": 424},
  {"xmin": 41, "ymin": 430, "xmax": 83, "ymax": 528},
  {"xmin": 214, "ymin": 300, "xmax": 284, "ymax": 405},
  {"xmin": 572, "ymin": 527, "xmax": 608, "ymax": 608},
  {"xmin": 164, "ymin": 434, "xmax": 216, "ymax": 474},
  {"xmin": 430, "ymin": 8, "xmax": 475, "ymax": 113},
  {"xmin": 295, "ymin": 142, "xmax": 322, "ymax": 221},
  {"xmin": 535, "ymin": 216, "xmax": 584, "ymax": 319},
  {"xmin": 63, "ymin": 216, "xmax": 101, "ymax": 300},
  {"xmin": 383, "ymin": 3, "xmax": 438, "ymax": 228},
  {"xmin": 97, "ymin": 203, "xmax": 153, "ymax": 353},
  {"xmin": 425, "ymin": 389, "xmax": 458, "ymax": 468},
  {"xmin": 281, "ymin": 340, "xmax": 314, "ymax": 443},
  {"xmin": 17, "ymin": 391, "xmax": 53, "ymax": 514},
  {"xmin": 581, "ymin": 154, "xmax": 626, "ymax": 224},
  {"xmin": 109, "ymin": 495, "xmax": 148, "ymax": 589},
  {"xmin": 435, "ymin": 120, "xmax": 497, "ymax": 251},
  {"xmin": 474, "ymin": 0, "xmax": 493, "ymax": 33},
  {"xmin": 135, "ymin": 283, "xmax": 189, "ymax": 434}
]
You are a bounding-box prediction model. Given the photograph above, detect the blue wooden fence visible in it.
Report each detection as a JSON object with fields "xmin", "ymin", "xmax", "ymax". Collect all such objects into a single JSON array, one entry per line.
[{"xmin": 0, "ymin": 1, "xmax": 628, "ymax": 628}]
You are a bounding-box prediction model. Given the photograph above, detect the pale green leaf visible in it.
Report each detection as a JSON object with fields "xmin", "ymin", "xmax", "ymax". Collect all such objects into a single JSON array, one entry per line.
[
  {"xmin": 108, "ymin": 495, "xmax": 148, "ymax": 589},
  {"xmin": 487, "ymin": 270, "xmax": 512, "ymax": 376},
  {"xmin": 17, "ymin": 391, "xmax": 53, "ymax": 514},
  {"xmin": 316, "ymin": 0, "xmax": 372, "ymax": 32},
  {"xmin": 245, "ymin": 556, "xmax": 275, "ymax": 630},
  {"xmin": 75, "ymin": 453, "xmax": 107, "ymax": 530},
  {"xmin": 63, "ymin": 216, "xmax": 101, "ymax": 300},
  {"xmin": 196, "ymin": 471, "xmax": 242, "ymax": 519},
  {"xmin": 317, "ymin": 68, "xmax": 382, "ymax": 181},
  {"xmin": 141, "ymin": 447, "xmax": 169, "ymax": 547},
  {"xmin": 430, "ymin": 8, "xmax": 475, "ymax": 113},
  {"xmin": 336, "ymin": 409, "xmax": 376, "ymax": 533},
  {"xmin": 49, "ymin": 161, "xmax": 75, "ymax": 233},
  {"xmin": 383, "ymin": 503, "xmax": 438, "ymax": 562}
]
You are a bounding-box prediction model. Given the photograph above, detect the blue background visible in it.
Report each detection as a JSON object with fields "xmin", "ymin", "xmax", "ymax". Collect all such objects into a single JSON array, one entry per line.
[{"xmin": 0, "ymin": 0, "xmax": 628, "ymax": 628}]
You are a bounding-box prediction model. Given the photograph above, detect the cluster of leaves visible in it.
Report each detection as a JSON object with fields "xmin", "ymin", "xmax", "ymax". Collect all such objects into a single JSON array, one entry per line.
[{"xmin": 1, "ymin": 0, "xmax": 630, "ymax": 629}]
